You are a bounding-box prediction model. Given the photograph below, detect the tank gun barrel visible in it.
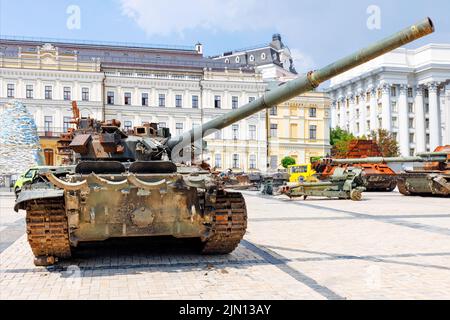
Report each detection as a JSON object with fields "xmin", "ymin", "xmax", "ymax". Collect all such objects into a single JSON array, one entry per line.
[
  {"xmin": 331, "ymin": 156, "xmax": 447, "ymax": 165},
  {"xmin": 168, "ymin": 17, "xmax": 434, "ymax": 150}
]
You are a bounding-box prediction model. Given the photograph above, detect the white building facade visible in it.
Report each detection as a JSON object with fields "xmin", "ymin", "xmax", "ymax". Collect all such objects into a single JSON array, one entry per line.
[
  {"xmin": 0, "ymin": 38, "xmax": 268, "ymax": 170},
  {"xmin": 327, "ymin": 44, "xmax": 450, "ymax": 156}
]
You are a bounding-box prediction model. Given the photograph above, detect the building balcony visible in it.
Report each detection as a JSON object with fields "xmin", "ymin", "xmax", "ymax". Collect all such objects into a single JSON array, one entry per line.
[{"xmin": 37, "ymin": 127, "xmax": 66, "ymax": 138}]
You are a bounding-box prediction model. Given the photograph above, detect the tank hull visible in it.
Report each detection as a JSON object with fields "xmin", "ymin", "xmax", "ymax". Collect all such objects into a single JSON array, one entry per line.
[
  {"xmin": 16, "ymin": 170, "xmax": 247, "ymax": 266},
  {"xmin": 397, "ymin": 171, "xmax": 450, "ymax": 196},
  {"xmin": 362, "ymin": 174, "xmax": 398, "ymax": 192}
]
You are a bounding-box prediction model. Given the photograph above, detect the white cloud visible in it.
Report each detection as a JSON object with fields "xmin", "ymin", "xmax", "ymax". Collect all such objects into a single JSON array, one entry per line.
[
  {"xmin": 119, "ymin": 0, "xmax": 275, "ymax": 37},
  {"xmin": 290, "ymin": 48, "xmax": 315, "ymax": 72}
]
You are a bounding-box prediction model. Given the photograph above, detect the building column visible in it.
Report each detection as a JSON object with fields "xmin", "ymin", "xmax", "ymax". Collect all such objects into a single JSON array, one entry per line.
[
  {"xmin": 380, "ymin": 83, "xmax": 392, "ymax": 131},
  {"xmin": 398, "ymin": 84, "xmax": 409, "ymax": 156},
  {"xmin": 369, "ymin": 87, "xmax": 378, "ymax": 132},
  {"xmin": 414, "ymin": 85, "xmax": 426, "ymax": 152},
  {"xmin": 359, "ymin": 92, "xmax": 367, "ymax": 136},
  {"xmin": 330, "ymin": 100, "xmax": 338, "ymax": 128},
  {"xmin": 348, "ymin": 94, "xmax": 356, "ymax": 134},
  {"xmin": 445, "ymin": 84, "xmax": 450, "ymax": 145},
  {"xmin": 339, "ymin": 97, "xmax": 347, "ymax": 129},
  {"xmin": 428, "ymin": 82, "xmax": 441, "ymax": 150}
]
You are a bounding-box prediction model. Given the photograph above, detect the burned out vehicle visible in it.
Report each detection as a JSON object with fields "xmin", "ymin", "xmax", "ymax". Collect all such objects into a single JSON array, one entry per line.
[{"xmin": 14, "ymin": 18, "xmax": 434, "ymax": 266}]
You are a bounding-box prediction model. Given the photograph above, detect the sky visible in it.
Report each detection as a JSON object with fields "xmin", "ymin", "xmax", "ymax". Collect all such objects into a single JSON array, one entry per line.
[{"xmin": 0, "ymin": 0, "xmax": 449, "ymax": 74}]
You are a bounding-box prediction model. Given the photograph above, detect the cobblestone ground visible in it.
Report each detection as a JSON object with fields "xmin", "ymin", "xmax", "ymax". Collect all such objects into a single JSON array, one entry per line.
[{"xmin": 1, "ymin": 191, "xmax": 449, "ymax": 300}]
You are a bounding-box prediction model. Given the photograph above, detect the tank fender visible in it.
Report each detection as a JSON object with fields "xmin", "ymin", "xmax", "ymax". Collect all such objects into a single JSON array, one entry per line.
[{"xmin": 14, "ymin": 189, "xmax": 64, "ymax": 212}]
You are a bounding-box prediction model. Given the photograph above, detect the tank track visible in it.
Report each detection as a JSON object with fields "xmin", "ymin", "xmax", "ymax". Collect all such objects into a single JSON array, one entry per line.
[
  {"xmin": 202, "ymin": 191, "xmax": 247, "ymax": 254},
  {"xmin": 25, "ymin": 197, "xmax": 71, "ymax": 266}
]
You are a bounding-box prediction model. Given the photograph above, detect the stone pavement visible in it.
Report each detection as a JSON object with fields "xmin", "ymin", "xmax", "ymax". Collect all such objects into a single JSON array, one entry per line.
[{"xmin": 1, "ymin": 191, "xmax": 449, "ymax": 300}]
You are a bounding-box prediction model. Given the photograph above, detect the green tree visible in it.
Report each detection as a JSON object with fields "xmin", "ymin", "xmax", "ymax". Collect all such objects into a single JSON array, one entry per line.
[
  {"xmin": 330, "ymin": 127, "xmax": 355, "ymax": 157},
  {"xmin": 281, "ymin": 156, "xmax": 296, "ymax": 169},
  {"xmin": 369, "ymin": 129, "xmax": 400, "ymax": 157}
]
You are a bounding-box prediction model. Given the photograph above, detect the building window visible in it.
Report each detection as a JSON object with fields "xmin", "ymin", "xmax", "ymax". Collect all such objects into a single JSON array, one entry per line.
[
  {"xmin": 425, "ymin": 119, "xmax": 430, "ymax": 129},
  {"xmin": 44, "ymin": 116, "xmax": 53, "ymax": 136},
  {"xmin": 82, "ymin": 88, "xmax": 89, "ymax": 101},
  {"xmin": 425, "ymin": 103, "xmax": 429, "ymax": 114},
  {"xmin": 392, "ymin": 117, "xmax": 398, "ymax": 128},
  {"xmin": 426, "ymin": 133, "xmax": 430, "ymax": 144},
  {"xmin": 159, "ymin": 122, "xmax": 166, "ymax": 128},
  {"xmin": 309, "ymin": 107, "xmax": 317, "ymax": 118},
  {"xmin": 107, "ymin": 92, "xmax": 115, "ymax": 105},
  {"xmin": 390, "ymin": 86, "xmax": 397, "ymax": 97},
  {"xmin": 309, "ymin": 125, "xmax": 317, "ymax": 140},
  {"xmin": 7, "ymin": 84, "xmax": 15, "ymax": 98},
  {"xmin": 410, "ymin": 148, "xmax": 415, "ymax": 156},
  {"xmin": 232, "ymin": 154, "xmax": 240, "ymax": 169},
  {"xmin": 176, "ymin": 123, "xmax": 183, "ymax": 136},
  {"xmin": 249, "ymin": 96, "xmax": 256, "ymax": 103},
  {"xmin": 44, "ymin": 149, "xmax": 54, "ymax": 166},
  {"xmin": 261, "ymin": 52, "xmax": 266, "ymax": 60},
  {"xmin": 63, "ymin": 116, "xmax": 72, "ymax": 133},
  {"xmin": 124, "ymin": 121, "xmax": 133, "ymax": 131},
  {"xmin": 392, "ymin": 132, "xmax": 398, "ymax": 141},
  {"xmin": 249, "ymin": 55, "xmax": 255, "ymax": 62},
  {"xmin": 232, "ymin": 124, "xmax": 239, "ymax": 140},
  {"xmin": 45, "ymin": 86, "xmax": 52, "ymax": 100},
  {"xmin": 224, "ymin": 58, "xmax": 230, "ymax": 64},
  {"xmin": 159, "ymin": 94, "xmax": 166, "ymax": 107},
  {"xmin": 424, "ymin": 89, "xmax": 429, "ymax": 98},
  {"xmin": 235, "ymin": 56, "xmax": 240, "ymax": 63},
  {"xmin": 367, "ymin": 120, "xmax": 370, "ymax": 131},
  {"xmin": 270, "ymin": 106, "xmax": 277, "ymax": 116},
  {"xmin": 408, "ymin": 103, "xmax": 414, "ymax": 113},
  {"xmin": 409, "ymin": 133, "xmax": 415, "ymax": 143},
  {"xmin": 26, "ymin": 85, "xmax": 33, "ymax": 99},
  {"xmin": 232, "ymin": 96, "xmax": 239, "ymax": 109},
  {"xmin": 214, "ymin": 130, "xmax": 222, "ymax": 139},
  {"xmin": 391, "ymin": 101, "xmax": 398, "ymax": 113},
  {"xmin": 408, "ymin": 118, "xmax": 415, "ymax": 128},
  {"xmin": 249, "ymin": 154, "xmax": 257, "ymax": 169},
  {"xmin": 249, "ymin": 125, "xmax": 256, "ymax": 140},
  {"xmin": 408, "ymin": 87, "xmax": 413, "ymax": 98},
  {"xmin": 63, "ymin": 87, "xmax": 71, "ymax": 101},
  {"xmin": 192, "ymin": 95, "xmax": 199, "ymax": 108},
  {"xmin": 142, "ymin": 93, "xmax": 148, "ymax": 106},
  {"xmin": 215, "ymin": 154, "xmax": 222, "ymax": 168},
  {"xmin": 270, "ymin": 124, "xmax": 278, "ymax": 138},
  {"xmin": 214, "ymin": 95, "xmax": 221, "ymax": 109},
  {"xmin": 175, "ymin": 95, "xmax": 183, "ymax": 108},
  {"xmin": 270, "ymin": 156, "xmax": 278, "ymax": 169},
  {"xmin": 124, "ymin": 92, "xmax": 132, "ymax": 105}
]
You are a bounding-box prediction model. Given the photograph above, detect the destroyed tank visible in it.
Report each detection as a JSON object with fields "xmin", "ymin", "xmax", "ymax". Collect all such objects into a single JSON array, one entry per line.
[
  {"xmin": 315, "ymin": 140, "xmax": 398, "ymax": 191},
  {"xmin": 331, "ymin": 146, "xmax": 449, "ymax": 197},
  {"xmin": 14, "ymin": 17, "xmax": 435, "ymax": 266}
]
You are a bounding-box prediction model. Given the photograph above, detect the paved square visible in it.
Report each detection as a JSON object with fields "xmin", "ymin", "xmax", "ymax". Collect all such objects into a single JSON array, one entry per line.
[{"xmin": 1, "ymin": 191, "xmax": 449, "ymax": 300}]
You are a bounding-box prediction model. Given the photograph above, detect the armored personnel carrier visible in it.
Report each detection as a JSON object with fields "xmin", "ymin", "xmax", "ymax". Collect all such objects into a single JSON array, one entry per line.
[{"xmin": 14, "ymin": 18, "xmax": 435, "ymax": 266}]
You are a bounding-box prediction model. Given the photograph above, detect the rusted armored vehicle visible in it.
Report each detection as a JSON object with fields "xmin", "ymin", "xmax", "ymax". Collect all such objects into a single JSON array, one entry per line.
[
  {"xmin": 14, "ymin": 18, "xmax": 434, "ymax": 266},
  {"xmin": 396, "ymin": 146, "xmax": 449, "ymax": 196},
  {"xmin": 314, "ymin": 140, "xmax": 398, "ymax": 191},
  {"xmin": 331, "ymin": 146, "xmax": 449, "ymax": 196}
]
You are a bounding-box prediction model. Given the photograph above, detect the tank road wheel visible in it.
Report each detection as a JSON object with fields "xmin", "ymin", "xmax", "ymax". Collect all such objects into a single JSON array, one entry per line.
[
  {"xmin": 25, "ymin": 198, "xmax": 71, "ymax": 266},
  {"xmin": 350, "ymin": 189, "xmax": 363, "ymax": 201},
  {"xmin": 397, "ymin": 180, "xmax": 411, "ymax": 196},
  {"xmin": 202, "ymin": 191, "xmax": 247, "ymax": 255}
]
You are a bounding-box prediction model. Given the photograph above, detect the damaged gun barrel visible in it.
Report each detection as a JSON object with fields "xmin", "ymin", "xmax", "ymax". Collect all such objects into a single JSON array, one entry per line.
[{"xmin": 168, "ymin": 17, "xmax": 435, "ymax": 150}]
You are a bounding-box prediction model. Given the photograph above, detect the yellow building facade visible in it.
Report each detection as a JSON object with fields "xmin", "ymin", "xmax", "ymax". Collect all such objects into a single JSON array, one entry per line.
[{"xmin": 268, "ymin": 91, "xmax": 331, "ymax": 169}]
